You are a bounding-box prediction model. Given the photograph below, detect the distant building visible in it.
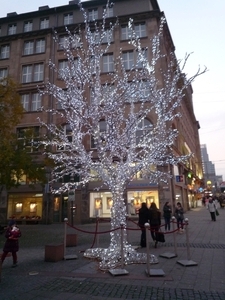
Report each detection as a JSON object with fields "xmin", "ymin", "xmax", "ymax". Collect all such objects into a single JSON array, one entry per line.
[{"xmin": 200, "ymin": 144, "xmax": 221, "ymax": 192}]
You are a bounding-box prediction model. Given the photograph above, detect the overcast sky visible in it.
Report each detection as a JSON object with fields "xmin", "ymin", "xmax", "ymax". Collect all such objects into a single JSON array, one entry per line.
[{"xmin": 1, "ymin": 0, "xmax": 225, "ymax": 180}]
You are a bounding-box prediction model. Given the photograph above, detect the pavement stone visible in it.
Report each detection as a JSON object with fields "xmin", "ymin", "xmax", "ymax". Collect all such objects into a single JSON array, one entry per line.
[{"xmin": 0, "ymin": 206, "xmax": 225, "ymax": 299}]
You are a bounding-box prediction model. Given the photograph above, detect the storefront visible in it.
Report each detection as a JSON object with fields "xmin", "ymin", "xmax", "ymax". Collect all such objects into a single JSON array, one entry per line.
[
  {"xmin": 7, "ymin": 193, "xmax": 43, "ymax": 223},
  {"xmin": 89, "ymin": 188, "xmax": 159, "ymax": 218}
]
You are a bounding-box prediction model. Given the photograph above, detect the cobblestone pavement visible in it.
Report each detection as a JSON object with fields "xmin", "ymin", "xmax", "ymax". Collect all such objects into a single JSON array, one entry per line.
[{"xmin": 0, "ymin": 206, "xmax": 225, "ymax": 299}]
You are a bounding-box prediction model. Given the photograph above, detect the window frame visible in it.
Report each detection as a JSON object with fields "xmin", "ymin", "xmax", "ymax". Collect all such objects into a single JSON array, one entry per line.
[
  {"xmin": 24, "ymin": 20, "xmax": 33, "ymax": 33},
  {"xmin": 8, "ymin": 24, "xmax": 17, "ymax": 35},
  {"xmin": 0, "ymin": 68, "xmax": 8, "ymax": 79},
  {"xmin": 40, "ymin": 17, "xmax": 49, "ymax": 29},
  {"xmin": 17, "ymin": 126, "xmax": 40, "ymax": 153},
  {"xmin": 0, "ymin": 44, "xmax": 10, "ymax": 59},
  {"xmin": 22, "ymin": 63, "xmax": 44, "ymax": 84},
  {"xmin": 102, "ymin": 53, "xmax": 114, "ymax": 73},
  {"xmin": 122, "ymin": 51, "xmax": 134, "ymax": 70},
  {"xmin": 88, "ymin": 8, "xmax": 98, "ymax": 21},
  {"xmin": 136, "ymin": 118, "xmax": 153, "ymax": 145},
  {"xmin": 64, "ymin": 13, "xmax": 73, "ymax": 25}
]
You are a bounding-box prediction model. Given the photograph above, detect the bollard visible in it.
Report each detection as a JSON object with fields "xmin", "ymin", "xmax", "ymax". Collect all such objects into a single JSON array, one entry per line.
[
  {"xmin": 177, "ymin": 217, "xmax": 197, "ymax": 266},
  {"xmin": 185, "ymin": 218, "xmax": 191, "ymax": 260},
  {"xmin": 96, "ymin": 216, "xmax": 100, "ymax": 248},
  {"xmin": 63, "ymin": 217, "xmax": 78, "ymax": 260},
  {"xmin": 64, "ymin": 218, "xmax": 68, "ymax": 258},
  {"xmin": 145, "ymin": 223, "xmax": 165, "ymax": 276},
  {"xmin": 172, "ymin": 216, "xmax": 178, "ymax": 256},
  {"xmin": 145, "ymin": 223, "xmax": 150, "ymax": 275}
]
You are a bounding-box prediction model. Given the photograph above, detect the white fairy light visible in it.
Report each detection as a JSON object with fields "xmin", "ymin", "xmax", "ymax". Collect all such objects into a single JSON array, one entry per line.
[{"xmin": 39, "ymin": 0, "xmax": 206, "ymax": 269}]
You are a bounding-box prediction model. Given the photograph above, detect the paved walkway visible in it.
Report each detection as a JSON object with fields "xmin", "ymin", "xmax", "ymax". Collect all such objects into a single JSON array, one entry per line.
[{"xmin": 0, "ymin": 205, "xmax": 225, "ymax": 299}]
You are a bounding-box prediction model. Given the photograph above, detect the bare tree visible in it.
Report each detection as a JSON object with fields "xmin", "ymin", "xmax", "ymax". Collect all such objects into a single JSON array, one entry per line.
[{"xmin": 40, "ymin": 1, "xmax": 206, "ymax": 270}]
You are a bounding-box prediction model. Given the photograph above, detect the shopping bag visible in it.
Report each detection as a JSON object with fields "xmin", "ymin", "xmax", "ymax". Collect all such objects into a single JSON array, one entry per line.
[
  {"xmin": 156, "ymin": 231, "xmax": 165, "ymax": 243},
  {"xmin": 216, "ymin": 209, "xmax": 219, "ymax": 216}
]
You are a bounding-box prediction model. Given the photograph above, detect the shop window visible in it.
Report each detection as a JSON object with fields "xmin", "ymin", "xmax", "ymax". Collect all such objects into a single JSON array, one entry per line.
[
  {"xmin": 106, "ymin": 197, "xmax": 113, "ymax": 209},
  {"xmin": 30, "ymin": 202, "xmax": 37, "ymax": 213},
  {"xmin": 8, "ymin": 194, "xmax": 43, "ymax": 221},
  {"xmin": 95, "ymin": 198, "xmax": 102, "ymax": 209},
  {"xmin": 15, "ymin": 203, "xmax": 23, "ymax": 213},
  {"xmin": 54, "ymin": 197, "xmax": 60, "ymax": 211}
]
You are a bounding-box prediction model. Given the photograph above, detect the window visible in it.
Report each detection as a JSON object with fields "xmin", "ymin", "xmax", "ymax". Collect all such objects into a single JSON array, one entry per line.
[
  {"xmin": 102, "ymin": 54, "xmax": 114, "ymax": 73},
  {"xmin": 21, "ymin": 93, "xmax": 42, "ymax": 112},
  {"xmin": 91, "ymin": 120, "xmax": 107, "ymax": 148},
  {"xmin": 121, "ymin": 25, "xmax": 132, "ymax": 40},
  {"xmin": 17, "ymin": 127, "xmax": 40, "ymax": 153},
  {"xmin": 23, "ymin": 39, "xmax": 45, "ymax": 56},
  {"xmin": 57, "ymin": 124, "xmax": 73, "ymax": 150},
  {"xmin": 35, "ymin": 39, "xmax": 45, "ymax": 53},
  {"xmin": 40, "ymin": 17, "xmax": 49, "ymax": 29},
  {"xmin": 104, "ymin": 6, "xmax": 113, "ymax": 18},
  {"xmin": 102, "ymin": 29, "xmax": 114, "ymax": 44},
  {"xmin": 134, "ymin": 23, "xmax": 146, "ymax": 38},
  {"xmin": 122, "ymin": 51, "xmax": 134, "ymax": 70},
  {"xmin": 58, "ymin": 60, "xmax": 68, "ymax": 78},
  {"xmin": 90, "ymin": 84, "xmax": 114, "ymax": 104},
  {"xmin": 0, "ymin": 68, "xmax": 8, "ymax": 80},
  {"xmin": 23, "ymin": 41, "xmax": 34, "ymax": 55},
  {"xmin": 8, "ymin": 24, "xmax": 17, "ymax": 35},
  {"xmin": 31, "ymin": 93, "xmax": 42, "ymax": 111},
  {"xmin": 22, "ymin": 63, "xmax": 44, "ymax": 83},
  {"xmin": 24, "ymin": 21, "xmax": 33, "ymax": 32},
  {"xmin": 121, "ymin": 23, "xmax": 146, "ymax": 40},
  {"xmin": 59, "ymin": 36, "xmax": 67, "ymax": 50},
  {"xmin": 0, "ymin": 44, "xmax": 10, "ymax": 59},
  {"xmin": 136, "ymin": 119, "xmax": 153, "ymax": 145},
  {"xmin": 137, "ymin": 48, "xmax": 148, "ymax": 68},
  {"xmin": 64, "ymin": 13, "xmax": 73, "ymax": 25},
  {"xmin": 21, "ymin": 94, "xmax": 29, "ymax": 111},
  {"xmin": 34, "ymin": 64, "xmax": 44, "ymax": 82},
  {"xmin": 88, "ymin": 8, "xmax": 98, "ymax": 21}
]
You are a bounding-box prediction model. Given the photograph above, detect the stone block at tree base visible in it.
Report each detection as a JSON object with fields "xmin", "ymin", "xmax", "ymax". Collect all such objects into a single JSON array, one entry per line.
[
  {"xmin": 66, "ymin": 234, "xmax": 77, "ymax": 247},
  {"xmin": 45, "ymin": 243, "xmax": 64, "ymax": 262}
]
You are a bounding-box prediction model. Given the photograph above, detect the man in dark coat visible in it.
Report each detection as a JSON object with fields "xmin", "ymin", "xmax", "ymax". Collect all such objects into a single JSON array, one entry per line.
[
  {"xmin": 1, "ymin": 219, "xmax": 21, "ymax": 267},
  {"xmin": 138, "ymin": 202, "xmax": 150, "ymax": 247}
]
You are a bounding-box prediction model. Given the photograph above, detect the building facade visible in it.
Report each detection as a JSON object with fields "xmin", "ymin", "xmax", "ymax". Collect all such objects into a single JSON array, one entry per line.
[{"xmin": 0, "ymin": 0, "xmax": 203, "ymax": 225}]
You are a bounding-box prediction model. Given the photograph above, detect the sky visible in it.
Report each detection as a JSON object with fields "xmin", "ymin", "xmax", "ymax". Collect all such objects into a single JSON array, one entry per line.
[{"xmin": 1, "ymin": 0, "xmax": 225, "ymax": 180}]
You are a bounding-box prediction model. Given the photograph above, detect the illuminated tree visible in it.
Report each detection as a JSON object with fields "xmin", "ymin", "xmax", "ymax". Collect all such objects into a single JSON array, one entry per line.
[{"xmin": 40, "ymin": 1, "xmax": 206, "ymax": 269}]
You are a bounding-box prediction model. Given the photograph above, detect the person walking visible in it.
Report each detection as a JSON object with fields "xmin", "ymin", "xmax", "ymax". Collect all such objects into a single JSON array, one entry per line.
[
  {"xmin": 1, "ymin": 219, "xmax": 21, "ymax": 267},
  {"xmin": 163, "ymin": 201, "xmax": 172, "ymax": 231},
  {"xmin": 149, "ymin": 202, "xmax": 161, "ymax": 248},
  {"xmin": 207, "ymin": 197, "xmax": 217, "ymax": 221},
  {"xmin": 138, "ymin": 202, "xmax": 150, "ymax": 247},
  {"xmin": 175, "ymin": 202, "xmax": 184, "ymax": 232}
]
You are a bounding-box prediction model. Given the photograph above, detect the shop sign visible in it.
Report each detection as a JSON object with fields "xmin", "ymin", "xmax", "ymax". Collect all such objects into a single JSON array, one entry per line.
[{"xmin": 176, "ymin": 175, "xmax": 184, "ymax": 183}]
